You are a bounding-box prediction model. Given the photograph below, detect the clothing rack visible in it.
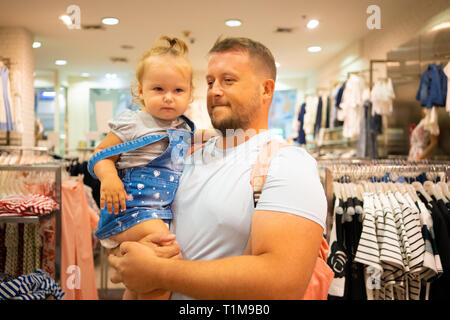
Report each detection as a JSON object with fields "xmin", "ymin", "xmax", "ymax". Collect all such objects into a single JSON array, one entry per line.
[
  {"xmin": 0, "ymin": 164, "xmax": 62, "ymax": 282},
  {"xmin": 318, "ymin": 160, "xmax": 450, "ymax": 237}
]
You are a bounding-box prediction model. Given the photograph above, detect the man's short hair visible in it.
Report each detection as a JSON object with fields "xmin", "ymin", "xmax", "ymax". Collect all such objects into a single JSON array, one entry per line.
[{"xmin": 208, "ymin": 37, "xmax": 277, "ymax": 80}]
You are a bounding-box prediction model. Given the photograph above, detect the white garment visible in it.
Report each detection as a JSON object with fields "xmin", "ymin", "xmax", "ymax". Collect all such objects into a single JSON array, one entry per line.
[
  {"xmin": 371, "ymin": 78, "xmax": 395, "ymax": 116},
  {"xmin": 444, "ymin": 62, "xmax": 450, "ymax": 113},
  {"xmin": 303, "ymin": 95, "xmax": 318, "ymax": 135},
  {"xmin": 170, "ymin": 131, "xmax": 327, "ymax": 300},
  {"xmin": 340, "ymin": 75, "xmax": 365, "ymax": 138}
]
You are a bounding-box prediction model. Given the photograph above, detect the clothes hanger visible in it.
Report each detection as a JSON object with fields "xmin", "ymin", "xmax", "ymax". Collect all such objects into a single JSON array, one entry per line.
[
  {"xmin": 437, "ymin": 181, "xmax": 450, "ymax": 201},
  {"xmin": 412, "ymin": 181, "xmax": 432, "ymax": 202},
  {"xmin": 424, "ymin": 181, "xmax": 442, "ymax": 201}
]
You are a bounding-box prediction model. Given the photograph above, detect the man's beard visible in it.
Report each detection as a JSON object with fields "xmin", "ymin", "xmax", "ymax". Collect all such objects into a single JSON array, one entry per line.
[{"xmin": 209, "ymin": 96, "xmax": 260, "ymax": 137}]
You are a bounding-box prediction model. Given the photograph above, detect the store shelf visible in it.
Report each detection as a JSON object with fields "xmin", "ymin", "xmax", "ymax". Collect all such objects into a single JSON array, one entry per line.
[{"xmin": 0, "ymin": 210, "xmax": 58, "ymax": 224}]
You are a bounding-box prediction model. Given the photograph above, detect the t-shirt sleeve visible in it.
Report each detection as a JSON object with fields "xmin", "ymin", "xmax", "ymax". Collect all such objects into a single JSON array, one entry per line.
[
  {"xmin": 255, "ymin": 146, "xmax": 327, "ymax": 230},
  {"xmin": 108, "ymin": 109, "xmax": 137, "ymax": 142}
]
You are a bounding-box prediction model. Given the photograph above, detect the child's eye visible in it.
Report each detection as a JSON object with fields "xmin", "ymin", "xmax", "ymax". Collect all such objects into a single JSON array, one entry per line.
[
  {"xmin": 175, "ymin": 88, "xmax": 184, "ymax": 93},
  {"xmin": 153, "ymin": 87, "xmax": 163, "ymax": 91}
]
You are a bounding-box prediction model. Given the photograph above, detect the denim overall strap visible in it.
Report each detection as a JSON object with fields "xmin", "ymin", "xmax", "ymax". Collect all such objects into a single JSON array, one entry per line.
[{"xmin": 87, "ymin": 134, "xmax": 167, "ymax": 180}]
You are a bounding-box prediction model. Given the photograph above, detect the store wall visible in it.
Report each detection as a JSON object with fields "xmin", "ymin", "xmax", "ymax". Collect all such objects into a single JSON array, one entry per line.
[
  {"xmin": 309, "ymin": 2, "xmax": 450, "ymax": 157},
  {"xmin": 0, "ymin": 27, "xmax": 35, "ymax": 146},
  {"xmin": 312, "ymin": 1, "xmax": 450, "ymax": 89}
]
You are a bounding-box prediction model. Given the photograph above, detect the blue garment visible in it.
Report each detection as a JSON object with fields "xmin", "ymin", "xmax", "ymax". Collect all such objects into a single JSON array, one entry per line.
[
  {"xmin": 296, "ymin": 102, "xmax": 306, "ymax": 144},
  {"xmin": 416, "ymin": 64, "xmax": 446, "ymax": 108},
  {"xmin": 0, "ymin": 270, "xmax": 65, "ymax": 300},
  {"xmin": 0, "ymin": 67, "xmax": 14, "ymax": 131},
  {"xmin": 88, "ymin": 115, "xmax": 195, "ymax": 240},
  {"xmin": 314, "ymin": 97, "xmax": 323, "ymax": 138},
  {"xmin": 357, "ymin": 100, "xmax": 377, "ymax": 159}
]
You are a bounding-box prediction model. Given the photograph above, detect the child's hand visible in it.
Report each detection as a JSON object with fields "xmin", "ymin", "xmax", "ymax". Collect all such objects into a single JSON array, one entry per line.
[{"xmin": 100, "ymin": 175, "xmax": 129, "ymax": 214}]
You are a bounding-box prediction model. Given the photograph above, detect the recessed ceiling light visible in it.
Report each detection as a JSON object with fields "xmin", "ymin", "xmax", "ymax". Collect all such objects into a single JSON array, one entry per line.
[
  {"xmin": 55, "ymin": 60, "xmax": 67, "ymax": 66},
  {"xmin": 81, "ymin": 73, "xmax": 90, "ymax": 77},
  {"xmin": 307, "ymin": 19, "xmax": 319, "ymax": 29},
  {"xmin": 32, "ymin": 41, "xmax": 41, "ymax": 48},
  {"xmin": 225, "ymin": 19, "xmax": 242, "ymax": 27},
  {"xmin": 102, "ymin": 17, "xmax": 120, "ymax": 25},
  {"xmin": 275, "ymin": 62, "xmax": 281, "ymax": 68},
  {"xmin": 431, "ymin": 21, "xmax": 450, "ymax": 31},
  {"xmin": 59, "ymin": 14, "xmax": 72, "ymax": 26},
  {"xmin": 307, "ymin": 46, "xmax": 322, "ymax": 53}
]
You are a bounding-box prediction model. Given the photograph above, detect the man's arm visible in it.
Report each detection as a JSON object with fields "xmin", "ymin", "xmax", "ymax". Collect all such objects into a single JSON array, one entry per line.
[{"xmin": 110, "ymin": 210, "xmax": 323, "ymax": 299}]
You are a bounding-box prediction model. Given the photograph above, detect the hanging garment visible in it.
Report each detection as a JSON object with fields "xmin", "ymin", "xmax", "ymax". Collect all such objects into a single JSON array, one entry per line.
[
  {"xmin": 296, "ymin": 102, "xmax": 306, "ymax": 144},
  {"xmin": 340, "ymin": 75, "xmax": 365, "ymax": 139},
  {"xmin": 325, "ymin": 96, "xmax": 331, "ymax": 129},
  {"xmin": 408, "ymin": 108, "xmax": 439, "ymax": 161},
  {"xmin": 313, "ymin": 97, "xmax": 323, "ymax": 138},
  {"xmin": 357, "ymin": 100, "xmax": 378, "ymax": 159},
  {"xmin": 371, "ymin": 78, "xmax": 395, "ymax": 116},
  {"xmin": 416, "ymin": 64, "xmax": 447, "ymax": 109},
  {"xmin": 61, "ymin": 180, "xmax": 98, "ymax": 300},
  {"xmin": 0, "ymin": 67, "xmax": 14, "ymax": 131},
  {"xmin": 0, "ymin": 269, "xmax": 64, "ymax": 300},
  {"xmin": 444, "ymin": 62, "xmax": 450, "ymax": 113},
  {"xmin": 303, "ymin": 95, "xmax": 319, "ymax": 135}
]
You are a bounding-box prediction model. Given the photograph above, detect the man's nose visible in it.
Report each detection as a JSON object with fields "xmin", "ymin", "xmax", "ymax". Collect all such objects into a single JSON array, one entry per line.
[{"xmin": 209, "ymin": 81, "xmax": 224, "ymax": 97}]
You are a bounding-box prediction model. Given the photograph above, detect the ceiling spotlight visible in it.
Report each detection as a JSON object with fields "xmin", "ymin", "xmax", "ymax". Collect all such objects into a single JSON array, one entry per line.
[
  {"xmin": 81, "ymin": 73, "xmax": 90, "ymax": 77},
  {"xmin": 275, "ymin": 62, "xmax": 281, "ymax": 68},
  {"xmin": 307, "ymin": 46, "xmax": 322, "ymax": 53},
  {"xmin": 102, "ymin": 17, "xmax": 120, "ymax": 25},
  {"xmin": 55, "ymin": 60, "xmax": 67, "ymax": 66},
  {"xmin": 32, "ymin": 41, "xmax": 41, "ymax": 48},
  {"xmin": 307, "ymin": 19, "xmax": 319, "ymax": 29},
  {"xmin": 59, "ymin": 14, "xmax": 73, "ymax": 26},
  {"xmin": 225, "ymin": 19, "xmax": 242, "ymax": 27}
]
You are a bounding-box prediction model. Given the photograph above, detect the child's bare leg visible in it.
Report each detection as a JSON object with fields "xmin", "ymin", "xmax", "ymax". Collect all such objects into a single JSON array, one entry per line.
[{"xmin": 110, "ymin": 219, "xmax": 171, "ymax": 300}]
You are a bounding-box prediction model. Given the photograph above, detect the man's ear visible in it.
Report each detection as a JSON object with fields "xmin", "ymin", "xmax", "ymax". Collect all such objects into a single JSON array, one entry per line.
[{"xmin": 262, "ymin": 79, "xmax": 275, "ymax": 100}]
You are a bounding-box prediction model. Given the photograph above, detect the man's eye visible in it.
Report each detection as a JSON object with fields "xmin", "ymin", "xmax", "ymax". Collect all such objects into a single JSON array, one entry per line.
[
  {"xmin": 207, "ymin": 80, "xmax": 214, "ymax": 87},
  {"xmin": 224, "ymin": 78, "xmax": 234, "ymax": 83}
]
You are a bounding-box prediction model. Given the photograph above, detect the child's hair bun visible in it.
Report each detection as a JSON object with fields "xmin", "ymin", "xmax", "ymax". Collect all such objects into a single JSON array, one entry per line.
[{"xmin": 152, "ymin": 36, "xmax": 189, "ymax": 56}]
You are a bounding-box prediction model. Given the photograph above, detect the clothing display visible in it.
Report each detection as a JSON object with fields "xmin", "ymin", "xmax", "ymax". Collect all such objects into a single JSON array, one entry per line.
[{"xmin": 323, "ymin": 162, "xmax": 450, "ymax": 300}]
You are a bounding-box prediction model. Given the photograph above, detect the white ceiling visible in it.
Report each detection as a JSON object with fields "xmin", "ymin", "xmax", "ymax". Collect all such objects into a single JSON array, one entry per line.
[{"xmin": 0, "ymin": 0, "xmax": 418, "ymax": 82}]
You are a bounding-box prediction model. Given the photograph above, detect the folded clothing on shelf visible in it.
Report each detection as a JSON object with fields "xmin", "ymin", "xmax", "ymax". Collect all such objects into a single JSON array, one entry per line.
[
  {"xmin": 0, "ymin": 269, "xmax": 64, "ymax": 300},
  {"xmin": 0, "ymin": 194, "xmax": 59, "ymax": 216}
]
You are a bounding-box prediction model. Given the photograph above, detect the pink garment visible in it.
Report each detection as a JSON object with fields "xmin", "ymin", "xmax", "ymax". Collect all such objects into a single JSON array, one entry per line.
[{"xmin": 61, "ymin": 180, "xmax": 99, "ymax": 300}]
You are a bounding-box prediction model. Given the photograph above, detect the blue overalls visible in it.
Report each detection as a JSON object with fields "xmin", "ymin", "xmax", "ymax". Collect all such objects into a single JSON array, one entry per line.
[{"xmin": 87, "ymin": 115, "xmax": 195, "ymax": 240}]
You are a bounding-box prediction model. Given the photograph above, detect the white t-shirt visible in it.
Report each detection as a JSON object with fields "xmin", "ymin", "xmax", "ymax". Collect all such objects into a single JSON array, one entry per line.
[
  {"xmin": 108, "ymin": 109, "xmax": 190, "ymax": 169},
  {"xmin": 170, "ymin": 131, "xmax": 327, "ymax": 300}
]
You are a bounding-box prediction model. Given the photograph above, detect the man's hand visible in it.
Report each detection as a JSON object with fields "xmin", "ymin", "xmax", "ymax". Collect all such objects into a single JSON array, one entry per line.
[
  {"xmin": 109, "ymin": 241, "xmax": 161, "ymax": 293},
  {"xmin": 100, "ymin": 174, "xmax": 128, "ymax": 214},
  {"xmin": 138, "ymin": 233, "xmax": 183, "ymax": 260}
]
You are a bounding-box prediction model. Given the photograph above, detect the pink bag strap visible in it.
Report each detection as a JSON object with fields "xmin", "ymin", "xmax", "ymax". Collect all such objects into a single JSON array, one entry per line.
[{"xmin": 250, "ymin": 139, "xmax": 288, "ymax": 206}]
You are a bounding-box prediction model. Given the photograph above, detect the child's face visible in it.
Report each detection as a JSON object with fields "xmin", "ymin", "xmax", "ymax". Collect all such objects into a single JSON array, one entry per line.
[{"xmin": 138, "ymin": 56, "xmax": 191, "ymax": 121}]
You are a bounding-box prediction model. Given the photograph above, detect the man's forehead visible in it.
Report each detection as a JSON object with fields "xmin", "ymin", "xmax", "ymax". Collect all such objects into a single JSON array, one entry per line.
[{"xmin": 207, "ymin": 50, "xmax": 250, "ymax": 70}]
